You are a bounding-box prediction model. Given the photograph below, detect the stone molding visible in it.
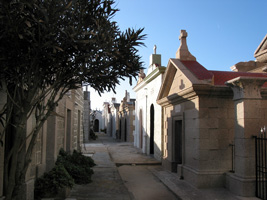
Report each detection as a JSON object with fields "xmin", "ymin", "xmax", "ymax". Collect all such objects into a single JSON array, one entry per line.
[
  {"xmin": 157, "ymin": 84, "xmax": 233, "ymax": 107},
  {"xmin": 254, "ymin": 34, "xmax": 267, "ymax": 63},
  {"xmin": 133, "ymin": 66, "xmax": 166, "ymax": 92},
  {"xmin": 225, "ymin": 76, "xmax": 267, "ymax": 100}
]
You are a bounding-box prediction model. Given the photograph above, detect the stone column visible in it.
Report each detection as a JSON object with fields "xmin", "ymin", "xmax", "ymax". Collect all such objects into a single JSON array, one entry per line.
[{"xmin": 225, "ymin": 76, "xmax": 267, "ymax": 196}]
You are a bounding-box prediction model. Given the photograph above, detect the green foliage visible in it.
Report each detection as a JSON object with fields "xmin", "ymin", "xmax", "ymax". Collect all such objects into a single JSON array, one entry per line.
[
  {"xmin": 35, "ymin": 149, "xmax": 96, "ymax": 199},
  {"xmin": 100, "ymin": 128, "xmax": 107, "ymax": 133},
  {"xmin": 56, "ymin": 148, "xmax": 96, "ymax": 184},
  {"xmin": 34, "ymin": 164, "xmax": 74, "ymax": 199},
  {"xmin": 90, "ymin": 128, "xmax": 98, "ymax": 140},
  {"xmin": 0, "ymin": 0, "xmax": 145, "ymax": 198},
  {"xmin": 0, "ymin": 0, "xmax": 146, "ymax": 94}
]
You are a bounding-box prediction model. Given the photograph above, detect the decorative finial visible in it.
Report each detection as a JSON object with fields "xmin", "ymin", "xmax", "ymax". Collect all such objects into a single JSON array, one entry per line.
[
  {"xmin": 153, "ymin": 45, "xmax": 157, "ymax": 54},
  {"xmin": 176, "ymin": 30, "xmax": 196, "ymax": 61}
]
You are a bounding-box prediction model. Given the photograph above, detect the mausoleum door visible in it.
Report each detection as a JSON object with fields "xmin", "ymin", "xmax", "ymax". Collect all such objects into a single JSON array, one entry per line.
[
  {"xmin": 150, "ymin": 104, "xmax": 155, "ymax": 154},
  {"xmin": 94, "ymin": 119, "xmax": 99, "ymax": 132}
]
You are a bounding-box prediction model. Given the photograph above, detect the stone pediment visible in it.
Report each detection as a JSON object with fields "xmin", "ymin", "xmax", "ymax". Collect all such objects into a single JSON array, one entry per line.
[
  {"xmin": 157, "ymin": 59, "xmax": 212, "ymax": 102},
  {"xmin": 254, "ymin": 34, "xmax": 267, "ymax": 63}
]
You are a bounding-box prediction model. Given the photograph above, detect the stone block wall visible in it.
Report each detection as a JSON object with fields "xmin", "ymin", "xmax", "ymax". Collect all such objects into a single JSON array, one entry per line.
[
  {"xmin": 196, "ymin": 97, "xmax": 234, "ymax": 173},
  {"xmin": 57, "ymin": 96, "xmax": 66, "ymax": 153},
  {"xmin": 0, "ymin": 87, "xmax": 85, "ymax": 200},
  {"xmin": 162, "ymin": 94, "xmax": 235, "ymax": 188},
  {"xmin": 134, "ymin": 90, "xmax": 146, "ymax": 151},
  {"xmin": 72, "ymin": 88, "xmax": 84, "ymax": 151}
]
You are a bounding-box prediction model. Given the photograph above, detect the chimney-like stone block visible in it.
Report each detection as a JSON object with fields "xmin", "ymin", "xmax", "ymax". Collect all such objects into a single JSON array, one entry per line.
[{"xmin": 150, "ymin": 54, "xmax": 161, "ymax": 66}]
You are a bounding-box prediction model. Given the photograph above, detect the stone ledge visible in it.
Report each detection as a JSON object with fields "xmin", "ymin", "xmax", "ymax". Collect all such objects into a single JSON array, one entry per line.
[{"xmin": 225, "ymin": 172, "xmax": 256, "ymax": 197}]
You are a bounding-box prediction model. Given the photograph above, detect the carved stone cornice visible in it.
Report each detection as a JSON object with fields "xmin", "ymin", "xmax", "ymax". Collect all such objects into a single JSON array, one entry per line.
[
  {"xmin": 225, "ymin": 76, "xmax": 267, "ymax": 100},
  {"xmin": 157, "ymin": 84, "xmax": 233, "ymax": 107}
]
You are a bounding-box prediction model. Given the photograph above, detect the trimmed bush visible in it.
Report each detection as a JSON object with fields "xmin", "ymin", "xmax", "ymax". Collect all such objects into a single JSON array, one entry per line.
[
  {"xmin": 34, "ymin": 164, "xmax": 74, "ymax": 199},
  {"xmin": 56, "ymin": 149, "xmax": 95, "ymax": 184}
]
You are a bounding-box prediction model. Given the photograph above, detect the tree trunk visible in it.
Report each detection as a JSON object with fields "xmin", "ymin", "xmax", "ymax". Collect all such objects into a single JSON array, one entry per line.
[{"xmin": 4, "ymin": 111, "xmax": 27, "ymax": 200}]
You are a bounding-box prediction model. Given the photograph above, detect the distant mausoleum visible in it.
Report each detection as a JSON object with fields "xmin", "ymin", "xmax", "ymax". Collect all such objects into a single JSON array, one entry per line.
[
  {"xmin": 117, "ymin": 91, "xmax": 135, "ymax": 142},
  {"xmin": 133, "ymin": 46, "xmax": 166, "ymax": 161}
]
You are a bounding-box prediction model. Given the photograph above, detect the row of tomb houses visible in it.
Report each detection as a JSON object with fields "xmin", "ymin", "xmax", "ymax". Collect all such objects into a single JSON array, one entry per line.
[
  {"xmin": 100, "ymin": 30, "xmax": 267, "ymax": 198},
  {"xmin": 0, "ymin": 87, "xmax": 94, "ymax": 199},
  {"xmin": 97, "ymin": 93, "xmax": 135, "ymax": 141}
]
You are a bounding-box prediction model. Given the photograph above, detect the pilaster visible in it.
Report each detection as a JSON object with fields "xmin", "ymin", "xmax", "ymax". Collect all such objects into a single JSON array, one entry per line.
[{"xmin": 225, "ymin": 76, "xmax": 267, "ymax": 196}]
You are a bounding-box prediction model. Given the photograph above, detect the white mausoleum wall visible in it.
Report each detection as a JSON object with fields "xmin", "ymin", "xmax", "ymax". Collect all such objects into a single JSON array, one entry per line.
[{"xmin": 134, "ymin": 71, "xmax": 164, "ymax": 161}]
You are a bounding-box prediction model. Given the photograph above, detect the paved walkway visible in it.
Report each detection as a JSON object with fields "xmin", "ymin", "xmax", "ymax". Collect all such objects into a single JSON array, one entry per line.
[
  {"xmin": 66, "ymin": 133, "xmax": 177, "ymax": 200},
  {"xmin": 66, "ymin": 133, "xmax": 259, "ymax": 200}
]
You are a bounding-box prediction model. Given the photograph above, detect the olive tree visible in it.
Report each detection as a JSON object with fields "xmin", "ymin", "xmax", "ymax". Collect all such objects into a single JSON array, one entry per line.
[{"xmin": 0, "ymin": 0, "xmax": 145, "ymax": 199}]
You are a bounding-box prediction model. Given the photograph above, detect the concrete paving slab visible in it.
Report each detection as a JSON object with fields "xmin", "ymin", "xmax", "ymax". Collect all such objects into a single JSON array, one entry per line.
[
  {"xmin": 92, "ymin": 152, "xmax": 115, "ymax": 168},
  {"xmin": 68, "ymin": 134, "xmax": 133, "ymax": 200},
  {"xmin": 108, "ymin": 143, "xmax": 161, "ymax": 165},
  {"xmin": 118, "ymin": 165, "xmax": 179, "ymax": 200},
  {"xmin": 68, "ymin": 167, "xmax": 133, "ymax": 200}
]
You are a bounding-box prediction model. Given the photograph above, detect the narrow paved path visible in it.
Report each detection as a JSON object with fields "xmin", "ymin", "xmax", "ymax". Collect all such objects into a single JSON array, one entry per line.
[
  {"xmin": 67, "ymin": 133, "xmax": 259, "ymax": 200},
  {"xmin": 67, "ymin": 133, "xmax": 179, "ymax": 200},
  {"xmin": 118, "ymin": 165, "xmax": 177, "ymax": 200}
]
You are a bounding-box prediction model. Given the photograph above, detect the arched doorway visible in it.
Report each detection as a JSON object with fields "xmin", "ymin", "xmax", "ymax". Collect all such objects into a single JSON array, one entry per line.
[
  {"xmin": 150, "ymin": 104, "xmax": 154, "ymax": 154},
  {"xmin": 119, "ymin": 119, "xmax": 122, "ymax": 139},
  {"xmin": 139, "ymin": 109, "xmax": 143, "ymax": 148},
  {"xmin": 124, "ymin": 118, "xmax": 127, "ymax": 142},
  {"xmin": 94, "ymin": 119, "xmax": 99, "ymax": 132}
]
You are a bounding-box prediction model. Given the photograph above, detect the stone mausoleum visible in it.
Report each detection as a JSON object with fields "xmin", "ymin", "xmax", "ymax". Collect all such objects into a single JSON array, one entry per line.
[
  {"xmin": 133, "ymin": 46, "xmax": 166, "ymax": 161},
  {"xmin": 157, "ymin": 30, "xmax": 267, "ymax": 197},
  {"xmin": 117, "ymin": 91, "xmax": 135, "ymax": 142}
]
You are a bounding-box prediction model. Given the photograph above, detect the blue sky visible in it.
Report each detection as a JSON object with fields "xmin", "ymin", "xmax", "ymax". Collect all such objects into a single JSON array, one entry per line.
[{"xmin": 89, "ymin": 0, "xmax": 267, "ymax": 110}]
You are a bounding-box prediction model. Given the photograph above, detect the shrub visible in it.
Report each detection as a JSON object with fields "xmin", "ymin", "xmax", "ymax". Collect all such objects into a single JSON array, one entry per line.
[
  {"xmin": 100, "ymin": 128, "xmax": 106, "ymax": 133},
  {"xmin": 34, "ymin": 164, "xmax": 74, "ymax": 199},
  {"xmin": 56, "ymin": 149, "xmax": 95, "ymax": 184},
  {"xmin": 72, "ymin": 149, "xmax": 96, "ymax": 168}
]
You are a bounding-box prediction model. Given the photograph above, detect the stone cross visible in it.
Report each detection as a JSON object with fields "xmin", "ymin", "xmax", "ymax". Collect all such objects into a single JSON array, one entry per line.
[
  {"xmin": 176, "ymin": 29, "xmax": 196, "ymax": 61},
  {"xmin": 179, "ymin": 30, "xmax": 188, "ymax": 41}
]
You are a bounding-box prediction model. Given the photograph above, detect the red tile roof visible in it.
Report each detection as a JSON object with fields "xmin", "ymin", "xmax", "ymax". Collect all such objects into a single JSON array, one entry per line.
[
  {"xmin": 181, "ymin": 60, "xmax": 213, "ymax": 80},
  {"xmin": 210, "ymin": 70, "xmax": 267, "ymax": 86},
  {"xmin": 181, "ymin": 60, "xmax": 267, "ymax": 87}
]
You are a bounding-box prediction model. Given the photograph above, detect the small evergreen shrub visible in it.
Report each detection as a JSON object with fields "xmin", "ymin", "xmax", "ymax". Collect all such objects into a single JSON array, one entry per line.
[
  {"xmin": 100, "ymin": 128, "xmax": 106, "ymax": 133},
  {"xmin": 34, "ymin": 149, "xmax": 95, "ymax": 199},
  {"xmin": 72, "ymin": 149, "xmax": 96, "ymax": 168},
  {"xmin": 56, "ymin": 149, "xmax": 95, "ymax": 184},
  {"xmin": 34, "ymin": 164, "xmax": 74, "ymax": 199}
]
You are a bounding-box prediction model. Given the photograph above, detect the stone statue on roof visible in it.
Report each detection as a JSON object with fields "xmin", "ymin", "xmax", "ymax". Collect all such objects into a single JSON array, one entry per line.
[
  {"xmin": 137, "ymin": 69, "xmax": 146, "ymax": 84},
  {"xmin": 153, "ymin": 45, "xmax": 157, "ymax": 54}
]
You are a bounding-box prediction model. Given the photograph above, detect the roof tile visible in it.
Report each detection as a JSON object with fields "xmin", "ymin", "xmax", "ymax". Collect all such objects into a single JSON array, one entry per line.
[
  {"xmin": 181, "ymin": 60, "xmax": 213, "ymax": 80},
  {"xmin": 181, "ymin": 60, "xmax": 267, "ymax": 87}
]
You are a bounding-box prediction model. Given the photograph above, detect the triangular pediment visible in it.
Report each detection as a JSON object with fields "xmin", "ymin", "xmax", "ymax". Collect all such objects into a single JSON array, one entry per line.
[
  {"xmin": 157, "ymin": 59, "xmax": 201, "ymax": 101},
  {"xmin": 254, "ymin": 34, "xmax": 267, "ymax": 62}
]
